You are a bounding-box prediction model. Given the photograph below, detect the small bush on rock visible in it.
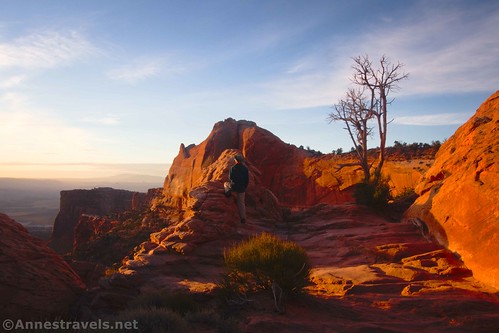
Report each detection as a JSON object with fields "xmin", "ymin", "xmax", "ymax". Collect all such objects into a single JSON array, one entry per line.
[
  {"xmin": 222, "ymin": 232, "xmax": 310, "ymax": 312},
  {"xmin": 128, "ymin": 290, "xmax": 200, "ymax": 315},
  {"xmin": 354, "ymin": 175, "xmax": 392, "ymax": 209}
]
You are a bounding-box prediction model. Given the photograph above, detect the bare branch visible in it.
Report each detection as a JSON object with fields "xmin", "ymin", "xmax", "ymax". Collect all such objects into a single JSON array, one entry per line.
[
  {"xmin": 336, "ymin": 162, "xmax": 362, "ymax": 172},
  {"xmin": 328, "ymin": 54, "xmax": 409, "ymax": 182}
]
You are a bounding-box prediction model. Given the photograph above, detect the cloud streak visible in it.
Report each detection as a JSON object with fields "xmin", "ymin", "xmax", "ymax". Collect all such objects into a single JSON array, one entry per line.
[
  {"xmin": 258, "ymin": 3, "xmax": 499, "ymax": 110},
  {"xmin": 0, "ymin": 75, "xmax": 27, "ymax": 88},
  {"xmin": 393, "ymin": 113, "xmax": 469, "ymax": 126},
  {"xmin": 357, "ymin": 4, "xmax": 499, "ymax": 96},
  {"xmin": 107, "ymin": 60, "xmax": 162, "ymax": 84},
  {"xmin": 106, "ymin": 55, "xmax": 188, "ymax": 84},
  {"xmin": 0, "ymin": 30, "xmax": 98, "ymax": 69}
]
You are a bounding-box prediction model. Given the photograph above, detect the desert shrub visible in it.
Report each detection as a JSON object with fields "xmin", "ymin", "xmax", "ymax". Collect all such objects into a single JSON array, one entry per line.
[
  {"xmin": 114, "ymin": 307, "xmax": 188, "ymax": 333},
  {"xmin": 222, "ymin": 232, "xmax": 310, "ymax": 312},
  {"xmin": 116, "ymin": 289, "xmax": 238, "ymax": 333},
  {"xmin": 394, "ymin": 187, "xmax": 416, "ymax": 201},
  {"xmin": 354, "ymin": 175, "xmax": 392, "ymax": 209},
  {"xmin": 128, "ymin": 290, "xmax": 199, "ymax": 315},
  {"xmin": 184, "ymin": 309, "xmax": 239, "ymax": 333}
]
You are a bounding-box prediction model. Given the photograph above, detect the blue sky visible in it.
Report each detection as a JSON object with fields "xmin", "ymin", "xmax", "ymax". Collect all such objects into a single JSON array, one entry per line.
[{"xmin": 1, "ymin": 0, "xmax": 498, "ymax": 178}]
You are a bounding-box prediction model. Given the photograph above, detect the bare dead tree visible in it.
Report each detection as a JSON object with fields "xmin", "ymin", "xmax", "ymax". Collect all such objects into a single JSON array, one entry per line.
[
  {"xmin": 351, "ymin": 54, "xmax": 409, "ymax": 179},
  {"xmin": 329, "ymin": 54, "xmax": 408, "ymax": 183},
  {"xmin": 328, "ymin": 87, "xmax": 375, "ymax": 182}
]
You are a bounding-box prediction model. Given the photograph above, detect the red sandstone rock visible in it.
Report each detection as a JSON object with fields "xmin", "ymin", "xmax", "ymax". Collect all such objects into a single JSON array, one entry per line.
[
  {"xmin": 404, "ymin": 90, "xmax": 499, "ymax": 290},
  {"xmin": 151, "ymin": 149, "xmax": 282, "ymax": 254},
  {"xmin": 77, "ymin": 115, "xmax": 497, "ymax": 330},
  {"xmin": 73, "ymin": 214, "xmax": 118, "ymax": 254},
  {"xmin": 163, "ymin": 118, "xmax": 429, "ymax": 209},
  {"xmin": 132, "ymin": 188, "xmax": 162, "ymax": 210},
  {"xmin": 50, "ymin": 187, "xmax": 140, "ymax": 253},
  {"xmin": 149, "ymin": 118, "xmax": 432, "ymax": 255},
  {"xmin": 0, "ymin": 213, "xmax": 85, "ymax": 320},
  {"xmin": 117, "ymin": 202, "xmax": 499, "ymax": 332}
]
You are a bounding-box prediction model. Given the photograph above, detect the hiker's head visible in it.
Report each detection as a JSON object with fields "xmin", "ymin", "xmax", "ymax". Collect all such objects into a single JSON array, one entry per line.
[{"xmin": 234, "ymin": 154, "xmax": 244, "ymax": 163}]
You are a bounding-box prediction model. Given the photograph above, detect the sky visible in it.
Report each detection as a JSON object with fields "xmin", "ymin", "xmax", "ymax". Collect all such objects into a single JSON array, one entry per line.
[{"xmin": 0, "ymin": 0, "xmax": 498, "ymax": 178}]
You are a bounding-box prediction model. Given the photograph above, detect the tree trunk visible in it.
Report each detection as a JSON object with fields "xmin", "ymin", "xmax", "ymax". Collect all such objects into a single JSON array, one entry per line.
[{"xmin": 375, "ymin": 89, "xmax": 387, "ymax": 179}]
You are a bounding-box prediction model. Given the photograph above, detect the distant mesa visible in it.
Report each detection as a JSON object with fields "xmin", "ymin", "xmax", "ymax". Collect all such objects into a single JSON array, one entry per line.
[{"xmin": 49, "ymin": 187, "xmax": 145, "ymax": 253}]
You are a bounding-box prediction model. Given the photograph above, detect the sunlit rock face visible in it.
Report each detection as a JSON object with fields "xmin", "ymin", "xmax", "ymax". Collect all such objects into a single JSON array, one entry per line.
[
  {"xmin": 161, "ymin": 118, "xmax": 319, "ymax": 209},
  {"xmin": 162, "ymin": 118, "xmax": 427, "ymax": 211},
  {"xmin": 153, "ymin": 118, "xmax": 431, "ymax": 254},
  {"xmin": 404, "ymin": 90, "xmax": 499, "ymax": 289},
  {"xmin": 0, "ymin": 213, "xmax": 85, "ymax": 320}
]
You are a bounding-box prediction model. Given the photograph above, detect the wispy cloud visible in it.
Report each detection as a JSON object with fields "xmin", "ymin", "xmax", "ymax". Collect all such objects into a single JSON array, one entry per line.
[
  {"xmin": 259, "ymin": 3, "xmax": 499, "ymax": 109},
  {"xmin": 356, "ymin": 4, "xmax": 499, "ymax": 96},
  {"xmin": 106, "ymin": 56, "xmax": 186, "ymax": 84},
  {"xmin": 107, "ymin": 59, "xmax": 161, "ymax": 84},
  {"xmin": 0, "ymin": 75, "xmax": 27, "ymax": 88},
  {"xmin": 0, "ymin": 30, "xmax": 98, "ymax": 69},
  {"xmin": 393, "ymin": 113, "xmax": 469, "ymax": 126}
]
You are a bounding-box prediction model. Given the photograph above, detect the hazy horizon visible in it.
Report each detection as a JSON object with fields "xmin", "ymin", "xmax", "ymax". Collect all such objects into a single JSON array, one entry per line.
[
  {"xmin": 0, "ymin": 171, "xmax": 167, "ymax": 236},
  {"xmin": 1, "ymin": 0, "xmax": 498, "ymax": 178},
  {"xmin": 0, "ymin": 162, "xmax": 170, "ymax": 179}
]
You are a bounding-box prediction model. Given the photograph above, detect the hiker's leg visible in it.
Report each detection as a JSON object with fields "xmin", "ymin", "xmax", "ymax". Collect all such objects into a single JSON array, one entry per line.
[
  {"xmin": 237, "ymin": 192, "xmax": 246, "ymax": 222},
  {"xmin": 224, "ymin": 182, "xmax": 232, "ymax": 197}
]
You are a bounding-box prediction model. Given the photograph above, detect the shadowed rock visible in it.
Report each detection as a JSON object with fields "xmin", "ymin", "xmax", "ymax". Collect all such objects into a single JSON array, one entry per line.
[
  {"xmin": 0, "ymin": 213, "xmax": 85, "ymax": 320},
  {"xmin": 50, "ymin": 187, "xmax": 140, "ymax": 253}
]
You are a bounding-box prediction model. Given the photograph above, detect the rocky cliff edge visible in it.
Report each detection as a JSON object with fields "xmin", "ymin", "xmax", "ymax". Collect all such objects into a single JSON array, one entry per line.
[{"xmin": 404, "ymin": 90, "xmax": 499, "ymax": 289}]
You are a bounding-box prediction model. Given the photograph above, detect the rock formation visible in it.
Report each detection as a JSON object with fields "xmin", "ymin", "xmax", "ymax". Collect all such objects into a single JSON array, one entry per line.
[
  {"xmin": 0, "ymin": 213, "xmax": 85, "ymax": 320},
  {"xmin": 149, "ymin": 148, "xmax": 282, "ymax": 255},
  {"xmin": 67, "ymin": 116, "xmax": 498, "ymax": 331},
  {"xmin": 404, "ymin": 90, "xmax": 499, "ymax": 289},
  {"xmin": 115, "ymin": 202, "xmax": 499, "ymax": 332},
  {"xmin": 162, "ymin": 118, "xmax": 428, "ymax": 209},
  {"xmin": 50, "ymin": 187, "xmax": 140, "ymax": 253},
  {"xmin": 52, "ymin": 119, "xmax": 429, "ymax": 260},
  {"xmin": 151, "ymin": 119, "xmax": 429, "ymax": 256},
  {"xmin": 161, "ymin": 119, "xmax": 316, "ymax": 209}
]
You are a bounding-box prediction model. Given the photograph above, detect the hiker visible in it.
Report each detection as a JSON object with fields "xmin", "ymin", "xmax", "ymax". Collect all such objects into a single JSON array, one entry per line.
[{"xmin": 224, "ymin": 154, "xmax": 249, "ymax": 224}]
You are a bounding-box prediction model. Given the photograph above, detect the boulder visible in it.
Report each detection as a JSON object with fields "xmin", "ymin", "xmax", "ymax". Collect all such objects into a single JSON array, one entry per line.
[
  {"xmin": 0, "ymin": 213, "xmax": 85, "ymax": 320},
  {"xmin": 404, "ymin": 90, "xmax": 499, "ymax": 289}
]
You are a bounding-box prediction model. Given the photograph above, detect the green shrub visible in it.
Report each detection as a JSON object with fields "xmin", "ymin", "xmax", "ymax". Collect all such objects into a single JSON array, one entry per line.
[
  {"xmin": 394, "ymin": 187, "xmax": 416, "ymax": 201},
  {"xmin": 354, "ymin": 176, "xmax": 392, "ymax": 209},
  {"xmin": 115, "ymin": 290, "xmax": 238, "ymax": 333},
  {"xmin": 128, "ymin": 290, "xmax": 199, "ymax": 315},
  {"xmin": 222, "ymin": 232, "xmax": 310, "ymax": 312}
]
